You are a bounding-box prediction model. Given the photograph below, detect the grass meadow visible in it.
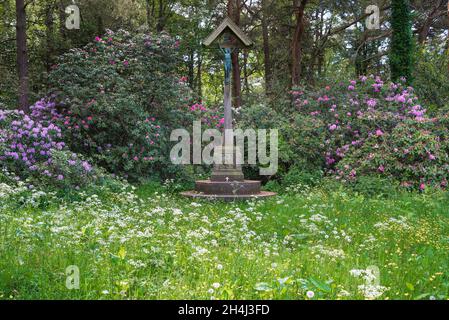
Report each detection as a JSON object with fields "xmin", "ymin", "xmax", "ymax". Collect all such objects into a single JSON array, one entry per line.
[{"xmin": 1, "ymin": 182, "xmax": 448, "ymax": 300}]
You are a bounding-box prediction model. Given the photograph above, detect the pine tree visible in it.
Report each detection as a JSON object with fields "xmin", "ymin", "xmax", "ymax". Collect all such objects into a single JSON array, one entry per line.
[{"xmin": 389, "ymin": 0, "xmax": 414, "ymax": 84}]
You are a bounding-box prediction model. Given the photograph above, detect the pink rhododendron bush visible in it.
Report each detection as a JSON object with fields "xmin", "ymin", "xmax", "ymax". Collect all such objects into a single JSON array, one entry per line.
[
  {"xmin": 46, "ymin": 30, "xmax": 194, "ymax": 180},
  {"xmin": 0, "ymin": 30, "xmax": 231, "ymax": 187},
  {"xmin": 295, "ymin": 75, "xmax": 449, "ymax": 189},
  {"xmin": 0, "ymin": 99, "xmax": 103, "ymax": 188},
  {"xmin": 242, "ymin": 75, "xmax": 449, "ymax": 190}
]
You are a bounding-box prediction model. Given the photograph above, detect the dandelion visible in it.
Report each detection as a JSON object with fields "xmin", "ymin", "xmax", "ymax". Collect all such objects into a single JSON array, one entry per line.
[
  {"xmin": 212, "ymin": 283, "xmax": 220, "ymax": 289},
  {"xmin": 306, "ymin": 291, "xmax": 315, "ymax": 299}
]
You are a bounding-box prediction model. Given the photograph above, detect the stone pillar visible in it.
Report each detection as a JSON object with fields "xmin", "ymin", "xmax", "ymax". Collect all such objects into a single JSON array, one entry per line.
[{"xmin": 211, "ymin": 81, "xmax": 244, "ymax": 182}]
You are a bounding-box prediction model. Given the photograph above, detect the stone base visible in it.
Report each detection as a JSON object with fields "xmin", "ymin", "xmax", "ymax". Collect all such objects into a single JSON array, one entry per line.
[
  {"xmin": 181, "ymin": 190, "xmax": 277, "ymax": 202},
  {"xmin": 181, "ymin": 179, "xmax": 277, "ymax": 201},
  {"xmin": 210, "ymin": 167, "xmax": 245, "ymax": 182},
  {"xmin": 196, "ymin": 180, "xmax": 261, "ymax": 195},
  {"xmin": 211, "ymin": 145, "xmax": 244, "ymax": 182}
]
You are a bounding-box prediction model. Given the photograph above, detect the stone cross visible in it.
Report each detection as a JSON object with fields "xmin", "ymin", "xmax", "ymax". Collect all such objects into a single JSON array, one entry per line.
[{"xmin": 203, "ymin": 17, "xmax": 253, "ymax": 182}]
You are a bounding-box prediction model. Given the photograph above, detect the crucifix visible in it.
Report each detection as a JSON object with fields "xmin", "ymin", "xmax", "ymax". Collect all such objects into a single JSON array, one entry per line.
[
  {"xmin": 220, "ymin": 46, "xmax": 234, "ymax": 133},
  {"xmin": 203, "ymin": 17, "xmax": 253, "ymax": 182},
  {"xmin": 181, "ymin": 16, "xmax": 276, "ymax": 200}
]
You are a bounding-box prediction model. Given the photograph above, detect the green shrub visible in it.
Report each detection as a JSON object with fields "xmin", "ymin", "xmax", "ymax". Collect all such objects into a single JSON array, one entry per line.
[
  {"xmin": 414, "ymin": 47, "xmax": 449, "ymax": 111},
  {"xmin": 240, "ymin": 75, "xmax": 449, "ymax": 190},
  {"xmin": 282, "ymin": 166, "xmax": 323, "ymax": 188},
  {"xmin": 336, "ymin": 117, "xmax": 449, "ymax": 190},
  {"xmin": 47, "ymin": 30, "xmax": 193, "ymax": 180},
  {"xmin": 348, "ymin": 175, "xmax": 399, "ymax": 197},
  {"xmin": 1, "ymin": 101, "xmax": 104, "ymax": 189}
]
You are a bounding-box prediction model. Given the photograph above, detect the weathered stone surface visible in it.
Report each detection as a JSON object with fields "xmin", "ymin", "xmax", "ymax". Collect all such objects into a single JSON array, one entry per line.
[
  {"xmin": 181, "ymin": 179, "xmax": 276, "ymax": 201},
  {"xmin": 196, "ymin": 180, "xmax": 261, "ymax": 195},
  {"xmin": 181, "ymin": 190, "xmax": 277, "ymax": 202},
  {"xmin": 210, "ymin": 167, "xmax": 245, "ymax": 182},
  {"xmin": 211, "ymin": 146, "xmax": 244, "ymax": 181}
]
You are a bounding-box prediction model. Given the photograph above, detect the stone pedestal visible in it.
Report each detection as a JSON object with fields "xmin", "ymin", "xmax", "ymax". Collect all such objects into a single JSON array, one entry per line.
[
  {"xmin": 210, "ymin": 145, "xmax": 244, "ymax": 182},
  {"xmin": 196, "ymin": 180, "xmax": 261, "ymax": 195},
  {"xmin": 182, "ymin": 136, "xmax": 277, "ymax": 201}
]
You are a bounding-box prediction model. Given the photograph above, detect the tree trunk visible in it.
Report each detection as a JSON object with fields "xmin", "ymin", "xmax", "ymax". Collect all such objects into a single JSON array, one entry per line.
[
  {"xmin": 197, "ymin": 55, "xmax": 203, "ymax": 100},
  {"xmin": 417, "ymin": 21, "xmax": 431, "ymax": 44},
  {"xmin": 145, "ymin": 0, "xmax": 152, "ymax": 30},
  {"xmin": 58, "ymin": 0, "xmax": 66, "ymax": 40},
  {"xmin": 45, "ymin": 2, "xmax": 55, "ymax": 74},
  {"xmin": 261, "ymin": 0, "xmax": 272, "ymax": 94},
  {"xmin": 156, "ymin": 0, "xmax": 165, "ymax": 32},
  {"xmin": 15, "ymin": 0, "xmax": 29, "ymax": 112},
  {"xmin": 97, "ymin": 14, "xmax": 104, "ymax": 36},
  {"xmin": 188, "ymin": 51, "xmax": 194, "ymax": 90},
  {"xmin": 291, "ymin": 0, "xmax": 308, "ymax": 88},
  {"xmin": 243, "ymin": 50, "xmax": 249, "ymax": 95},
  {"xmin": 228, "ymin": 0, "xmax": 242, "ymax": 107},
  {"xmin": 418, "ymin": 0, "xmax": 444, "ymax": 45}
]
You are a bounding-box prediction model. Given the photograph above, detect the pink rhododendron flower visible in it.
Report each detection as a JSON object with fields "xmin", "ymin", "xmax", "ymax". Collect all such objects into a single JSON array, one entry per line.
[
  {"xmin": 318, "ymin": 95, "xmax": 330, "ymax": 102},
  {"xmin": 396, "ymin": 95, "xmax": 406, "ymax": 103},
  {"xmin": 366, "ymin": 98, "xmax": 377, "ymax": 108}
]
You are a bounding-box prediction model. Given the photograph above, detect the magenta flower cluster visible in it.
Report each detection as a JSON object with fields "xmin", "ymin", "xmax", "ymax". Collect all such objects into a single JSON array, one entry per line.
[
  {"xmin": 0, "ymin": 99, "xmax": 94, "ymax": 184},
  {"xmin": 189, "ymin": 102, "xmax": 224, "ymax": 128},
  {"xmin": 292, "ymin": 75, "xmax": 444, "ymax": 188}
]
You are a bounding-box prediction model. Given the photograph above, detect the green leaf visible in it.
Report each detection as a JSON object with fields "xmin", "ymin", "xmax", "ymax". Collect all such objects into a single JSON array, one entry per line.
[
  {"xmin": 309, "ymin": 277, "xmax": 331, "ymax": 293},
  {"xmin": 406, "ymin": 283, "xmax": 415, "ymax": 291},
  {"xmin": 277, "ymin": 277, "xmax": 291, "ymax": 286},
  {"xmin": 117, "ymin": 247, "xmax": 127, "ymax": 260},
  {"xmin": 255, "ymin": 282, "xmax": 272, "ymax": 292},
  {"xmin": 414, "ymin": 293, "xmax": 430, "ymax": 300}
]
